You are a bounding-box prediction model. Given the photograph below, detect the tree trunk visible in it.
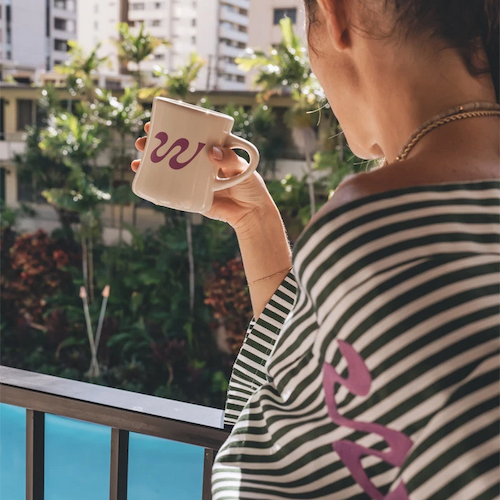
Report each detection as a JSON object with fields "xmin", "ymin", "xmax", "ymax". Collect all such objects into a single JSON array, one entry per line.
[
  {"xmin": 186, "ymin": 214, "xmax": 195, "ymax": 316},
  {"xmin": 55, "ymin": 208, "xmax": 74, "ymax": 238},
  {"xmin": 137, "ymin": 62, "xmax": 142, "ymax": 88},
  {"xmin": 132, "ymin": 203, "xmax": 138, "ymax": 227},
  {"xmin": 81, "ymin": 234, "xmax": 88, "ymax": 297},
  {"xmin": 88, "ymin": 221, "xmax": 94, "ymax": 304},
  {"xmin": 118, "ymin": 133, "xmax": 126, "ymax": 244}
]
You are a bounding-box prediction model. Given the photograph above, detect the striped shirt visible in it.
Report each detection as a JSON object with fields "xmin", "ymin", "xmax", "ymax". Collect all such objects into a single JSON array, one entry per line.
[{"xmin": 213, "ymin": 181, "xmax": 500, "ymax": 500}]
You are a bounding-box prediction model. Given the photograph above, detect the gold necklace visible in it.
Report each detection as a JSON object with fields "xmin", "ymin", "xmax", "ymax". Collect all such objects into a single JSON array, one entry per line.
[{"xmin": 389, "ymin": 101, "xmax": 500, "ymax": 164}]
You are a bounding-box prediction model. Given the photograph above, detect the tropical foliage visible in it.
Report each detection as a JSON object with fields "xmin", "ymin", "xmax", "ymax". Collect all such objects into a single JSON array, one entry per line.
[{"xmin": 3, "ymin": 22, "xmax": 364, "ymax": 408}]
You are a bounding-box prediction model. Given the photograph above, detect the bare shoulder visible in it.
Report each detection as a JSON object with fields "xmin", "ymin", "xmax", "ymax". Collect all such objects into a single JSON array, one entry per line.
[{"xmin": 310, "ymin": 168, "xmax": 390, "ymax": 225}]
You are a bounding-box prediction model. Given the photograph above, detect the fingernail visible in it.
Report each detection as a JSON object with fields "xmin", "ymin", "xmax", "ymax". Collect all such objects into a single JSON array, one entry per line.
[{"xmin": 212, "ymin": 147, "xmax": 223, "ymax": 161}]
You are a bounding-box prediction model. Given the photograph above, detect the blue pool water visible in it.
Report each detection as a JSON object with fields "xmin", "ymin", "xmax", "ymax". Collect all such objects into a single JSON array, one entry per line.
[{"xmin": 0, "ymin": 403, "xmax": 205, "ymax": 500}]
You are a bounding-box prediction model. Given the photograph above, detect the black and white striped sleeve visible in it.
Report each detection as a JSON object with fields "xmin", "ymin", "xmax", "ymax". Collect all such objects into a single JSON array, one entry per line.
[{"xmin": 223, "ymin": 272, "xmax": 298, "ymax": 426}]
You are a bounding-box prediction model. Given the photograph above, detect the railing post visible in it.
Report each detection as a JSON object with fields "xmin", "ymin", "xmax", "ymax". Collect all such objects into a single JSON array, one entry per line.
[
  {"xmin": 110, "ymin": 428, "xmax": 129, "ymax": 500},
  {"xmin": 202, "ymin": 448, "xmax": 215, "ymax": 500},
  {"xmin": 26, "ymin": 410, "xmax": 44, "ymax": 500}
]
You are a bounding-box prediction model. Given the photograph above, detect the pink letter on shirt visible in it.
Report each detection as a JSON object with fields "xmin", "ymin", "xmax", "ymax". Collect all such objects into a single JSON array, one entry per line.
[{"xmin": 323, "ymin": 340, "xmax": 412, "ymax": 499}]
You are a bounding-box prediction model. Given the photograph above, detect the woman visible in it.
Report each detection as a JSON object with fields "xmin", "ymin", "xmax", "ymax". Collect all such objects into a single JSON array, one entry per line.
[{"xmin": 133, "ymin": 0, "xmax": 499, "ymax": 497}]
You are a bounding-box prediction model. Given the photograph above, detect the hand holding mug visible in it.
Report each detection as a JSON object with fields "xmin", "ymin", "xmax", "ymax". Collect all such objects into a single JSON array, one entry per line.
[
  {"xmin": 132, "ymin": 100, "xmax": 274, "ymax": 229},
  {"xmin": 132, "ymin": 98, "xmax": 266, "ymax": 219}
]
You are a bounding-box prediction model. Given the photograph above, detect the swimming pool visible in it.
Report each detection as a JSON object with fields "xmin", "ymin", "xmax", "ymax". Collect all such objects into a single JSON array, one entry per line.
[{"xmin": 0, "ymin": 403, "xmax": 205, "ymax": 499}]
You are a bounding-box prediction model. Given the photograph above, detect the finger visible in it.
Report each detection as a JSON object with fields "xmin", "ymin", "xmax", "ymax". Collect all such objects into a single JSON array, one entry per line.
[
  {"xmin": 209, "ymin": 147, "xmax": 247, "ymax": 177},
  {"xmin": 135, "ymin": 136, "xmax": 147, "ymax": 152},
  {"xmin": 144, "ymin": 122, "xmax": 150, "ymax": 134},
  {"xmin": 131, "ymin": 159, "xmax": 141, "ymax": 172}
]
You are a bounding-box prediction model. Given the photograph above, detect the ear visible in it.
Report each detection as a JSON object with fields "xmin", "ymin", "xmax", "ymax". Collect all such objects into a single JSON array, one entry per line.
[{"xmin": 316, "ymin": 0, "xmax": 351, "ymax": 51}]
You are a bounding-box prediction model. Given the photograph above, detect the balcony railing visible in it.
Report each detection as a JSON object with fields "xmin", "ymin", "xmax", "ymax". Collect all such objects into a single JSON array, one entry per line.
[{"xmin": 0, "ymin": 366, "xmax": 230, "ymax": 500}]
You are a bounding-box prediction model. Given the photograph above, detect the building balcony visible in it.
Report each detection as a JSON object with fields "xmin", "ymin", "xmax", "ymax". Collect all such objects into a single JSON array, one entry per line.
[
  {"xmin": 52, "ymin": 49, "xmax": 70, "ymax": 61},
  {"xmin": 219, "ymin": 43, "xmax": 245, "ymax": 59},
  {"xmin": 220, "ymin": 7, "xmax": 249, "ymax": 27},
  {"xmin": 52, "ymin": 28, "xmax": 74, "ymax": 40},
  {"xmin": 219, "ymin": 26, "xmax": 248, "ymax": 44},
  {"xmin": 217, "ymin": 79, "xmax": 247, "ymax": 92},
  {"xmin": 0, "ymin": 366, "xmax": 229, "ymax": 500},
  {"xmin": 222, "ymin": 62, "xmax": 246, "ymax": 76},
  {"xmin": 0, "ymin": 140, "xmax": 26, "ymax": 161},
  {"xmin": 220, "ymin": 0, "xmax": 250, "ymax": 11}
]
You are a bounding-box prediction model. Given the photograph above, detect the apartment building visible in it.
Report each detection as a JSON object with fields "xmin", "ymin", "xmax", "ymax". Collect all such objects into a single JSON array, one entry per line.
[
  {"xmin": 78, "ymin": 0, "xmax": 249, "ymax": 91},
  {"xmin": 248, "ymin": 0, "xmax": 306, "ymax": 50},
  {"xmin": 0, "ymin": 0, "xmax": 77, "ymax": 79}
]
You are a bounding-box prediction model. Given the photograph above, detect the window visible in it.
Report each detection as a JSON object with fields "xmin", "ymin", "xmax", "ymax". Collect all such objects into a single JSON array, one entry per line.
[
  {"xmin": 273, "ymin": 8, "xmax": 297, "ymax": 25},
  {"xmin": 191, "ymin": 18, "xmax": 196, "ymax": 27},
  {"xmin": 151, "ymin": 19, "xmax": 161, "ymax": 26},
  {"xmin": 238, "ymin": 25, "xmax": 247, "ymax": 33},
  {"xmin": 154, "ymin": 2, "xmax": 164, "ymax": 8},
  {"xmin": 54, "ymin": 39, "xmax": 69, "ymax": 51},
  {"xmin": 17, "ymin": 100, "xmax": 33, "ymax": 131},
  {"xmin": 94, "ymin": 3, "xmax": 99, "ymax": 13},
  {"xmin": 94, "ymin": 20, "xmax": 99, "ymax": 30},
  {"xmin": 154, "ymin": 53, "xmax": 164, "ymax": 60},
  {"xmin": 130, "ymin": 2, "xmax": 145, "ymax": 9},
  {"xmin": 191, "ymin": 36, "xmax": 196, "ymax": 44},
  {"xmin": 236, "ymin": 75, "xmax": 245, "ymax": 83},
  {"xmin": 54, "ymin": 18, "xmax": 66, "ymax": 30}
]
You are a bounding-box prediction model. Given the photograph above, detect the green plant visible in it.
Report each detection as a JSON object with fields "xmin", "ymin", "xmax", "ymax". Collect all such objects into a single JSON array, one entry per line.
[
  {"xmin": 217, "ymin": 103, "xmax": 284, "ymax": 173},
  {"xmin": 238, "ymin": 17, "xmax": 326, "ymax": 219},
  {"xmin": 39, "ymin": 108, "xmax": 111, "ymax": 302},
  {"xmin": 56, "ymin": 41, "xmax": 110, "ymax": 99},
  {"xmin": 95, "ymin": 86, "xmax": 150, "ymax": 237},
  {"xmin": 204, "ymin": 258, "xmax": 252, "ymax": 355},
  {"xmin": 117, "ymin": 22, "xmax": 171, "ymax": 87}
]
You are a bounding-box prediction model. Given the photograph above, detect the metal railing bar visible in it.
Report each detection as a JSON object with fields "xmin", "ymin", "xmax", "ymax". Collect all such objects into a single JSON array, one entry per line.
[
  {"xmin": 26, "ymin": 410, "xmax": 44, "ymax": 500},
  {"xmin": 110, "ymin": 429, "xmax": 129, "ymax": 500},
  {"xmin": 2, "ymin": 385, "xmax": 229, "ymax": 450},
  {"xmin": 0, "ymin": 367, "xmax": 224, "ymax": 429},
  {"xmin": 202, "ymin": 449, "xmax": 215, "ymax": 500}
]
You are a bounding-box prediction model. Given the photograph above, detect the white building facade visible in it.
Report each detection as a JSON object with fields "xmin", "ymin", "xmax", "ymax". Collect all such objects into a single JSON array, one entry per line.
[
  {"xmin": 248, "ymin": 0, "xmax": 306, "ymax": 50},
  {"xmin": 78, "ymin": 0, "xmax": 249, "ymax": 92},
  {"xmin": 0, "ymin": 0, "xmax": 77, "ymax": 75}
]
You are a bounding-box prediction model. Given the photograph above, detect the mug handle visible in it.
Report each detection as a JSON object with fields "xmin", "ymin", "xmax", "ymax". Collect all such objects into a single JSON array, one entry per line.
[{"xmin": 213, "ymin": 134, "xmax": 260, "ymax": 192}]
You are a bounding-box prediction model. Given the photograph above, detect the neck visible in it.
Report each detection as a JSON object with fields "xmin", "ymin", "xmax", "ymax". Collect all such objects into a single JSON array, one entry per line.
[{"xmin": 363, "ymin": 47, "xmax": 498, "ymax": 163}]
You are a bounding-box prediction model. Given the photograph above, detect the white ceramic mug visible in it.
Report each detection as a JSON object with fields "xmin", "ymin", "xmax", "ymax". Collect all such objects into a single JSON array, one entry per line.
[{"xmin": 132, "ymin": 97, "xmax": 260, "ymax": 213}]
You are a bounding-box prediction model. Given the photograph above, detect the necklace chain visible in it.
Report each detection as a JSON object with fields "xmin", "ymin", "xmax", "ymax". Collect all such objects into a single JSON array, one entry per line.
[{"xmin": 393, "ymin": 101, "xmax": 500, "ymax": 163}]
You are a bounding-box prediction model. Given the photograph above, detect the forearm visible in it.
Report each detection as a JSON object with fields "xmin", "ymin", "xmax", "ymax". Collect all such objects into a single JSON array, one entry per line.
[{"xmin": 235, "ymin": 198, "xmax": 292, "ymax": 319}]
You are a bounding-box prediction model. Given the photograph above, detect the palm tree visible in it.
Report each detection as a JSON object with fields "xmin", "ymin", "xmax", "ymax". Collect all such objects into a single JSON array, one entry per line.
[
  {"xmin": 56, "ymin": 41, "xmax": 110, "ymax": 99},
  {"xmin": 96, "ymin": 87, "xmax": 149, "ymax": 240},
  {"xmin": 116, "ymin": 22, "xmax": 171, "ymax": 87},
  {"xmin": 237, "ymin": 17, "xmax": 325, "ymax": 217},
  {"xmin": 39, "ymin": 109, "xmax": 110, "ymax": 303}
]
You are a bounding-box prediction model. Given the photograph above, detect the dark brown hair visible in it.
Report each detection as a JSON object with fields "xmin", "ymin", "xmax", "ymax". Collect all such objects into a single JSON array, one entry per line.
[{"xmin": 304, "ymin": 0, "xmax": 499, "ymax": 102}]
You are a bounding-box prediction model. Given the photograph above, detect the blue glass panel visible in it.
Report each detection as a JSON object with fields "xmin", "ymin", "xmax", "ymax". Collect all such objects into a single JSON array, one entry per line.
[
  {"xmin": 0, "ymin": 403, "xmax": 26, "ymax": 500},
  {"xmin": 45, "ymin": 415, "xmax": 111, "ymax": 500},
  {"xmin": 128, "ymin": 433, "xmax": 204, "ymax": 500}
]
